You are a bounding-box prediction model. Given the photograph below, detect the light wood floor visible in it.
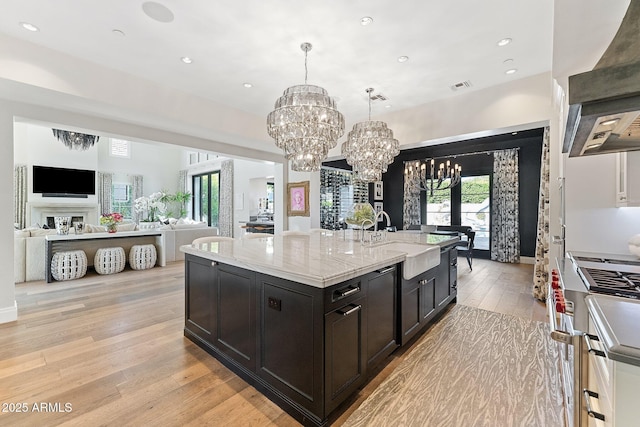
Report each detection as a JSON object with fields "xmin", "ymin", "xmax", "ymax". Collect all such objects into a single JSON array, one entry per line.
[{"xmin": 0, "ymin": 258, "xmax": 547, "ymax": 426}]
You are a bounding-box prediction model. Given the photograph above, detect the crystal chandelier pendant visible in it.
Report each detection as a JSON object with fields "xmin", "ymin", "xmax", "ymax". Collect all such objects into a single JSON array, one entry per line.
[
  {"xmin": 52, "ymin": 129, "xmax": 100, "ymax": 150},
  {"xmin": 267, "ymin": 43, "xmax": 345, "ymax": 172},
  {"xmin": 342, "ymin": 88, "xmax": 400, "ymax": 182}
]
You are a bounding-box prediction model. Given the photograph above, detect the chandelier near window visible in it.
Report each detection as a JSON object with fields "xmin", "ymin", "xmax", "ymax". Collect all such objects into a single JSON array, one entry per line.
[
  {"xmin": 267, "ymin": 42, "xmax": 345, "ymax": 172},
  {"xmin": 341, "ymin": 88, "xmax": 400, "ymax": 182},
  {"xmin": 405, "ymin": 158, "xmax": 462, "ymax": 196},
  {"xmin": 52, "ymin": 129, "xmax": 100, "ymax": 150}
]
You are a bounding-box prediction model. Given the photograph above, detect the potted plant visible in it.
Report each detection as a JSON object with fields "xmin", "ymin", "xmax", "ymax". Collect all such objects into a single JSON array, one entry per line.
[
  {"xmin": 134, "ymin": 192, "xmax": 166, "ymax": 227},
  {"xmin": 100, "ymin": 212, "xmax": 123, "ymax": 233}
]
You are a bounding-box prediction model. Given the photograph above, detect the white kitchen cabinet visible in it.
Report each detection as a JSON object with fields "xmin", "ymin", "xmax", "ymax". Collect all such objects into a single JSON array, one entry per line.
[
  {"xmin": 615, "ymin": 151, "xmax": 640, "ymax": 207},
  {"xmin": 587, "ymin": 316, "xmax": 640, "ymax": 427}
]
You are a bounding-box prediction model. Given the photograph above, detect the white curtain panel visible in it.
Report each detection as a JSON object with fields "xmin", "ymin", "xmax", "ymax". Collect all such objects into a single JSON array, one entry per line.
[
  {"xmin": 533, "ymin": 127, "xmax": 551, "ymax": 301},
  {"xmin": 178, "ymin": 169, "xmax": 188, "ymax": 194},
  {"xmin": 97, "ymin": 172, "xmax": 113, "ymax": 215},
  {"xmin": 490, "ymin": 149, "xmax": 520, "ymax": 263},
  {"xmin": 14, "ymin": 164, "xmax": 27, "ymax": 229},
  {"xmin": 403, "ymin": 161, "xmax": 421, "ymax": 229},
  {"xmin": 131, "ymin": 174, "xmax": 143, "ymax": 223},
  {"xmin": 219, "ymin": 160, "xmax": 233, "ymax": 237}
]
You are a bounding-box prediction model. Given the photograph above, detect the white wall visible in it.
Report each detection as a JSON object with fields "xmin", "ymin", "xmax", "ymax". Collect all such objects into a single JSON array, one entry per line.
[
  {"xmin": 0, "ymin": 106, "xmax": 15, "ymax": 323},
  {"xmin": 98, "ymin": 138, "xmax": 184, "ymax": 196},
  {"xmin": 564, "ymin": 154, "xmax": 640, "ymax": 254}
]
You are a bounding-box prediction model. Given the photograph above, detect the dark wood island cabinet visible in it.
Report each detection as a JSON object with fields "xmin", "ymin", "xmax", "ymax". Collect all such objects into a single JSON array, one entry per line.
[{"xmin": 182, "ymin": 233, "xmax": 458, "ymax": 426}]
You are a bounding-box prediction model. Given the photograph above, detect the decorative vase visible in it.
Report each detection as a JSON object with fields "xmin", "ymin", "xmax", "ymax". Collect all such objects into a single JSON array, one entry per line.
[
  {"xmin": 107, "ymin": 223, "xmax": 117, "ymax": 233},
  {"xmin": 345, "ymin": 203, "xmax": 376, "ymax": 228}
]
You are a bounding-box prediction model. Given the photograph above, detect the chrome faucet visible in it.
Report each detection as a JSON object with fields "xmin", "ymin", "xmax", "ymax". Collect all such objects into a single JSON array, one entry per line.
[
  {"xmin": 360, "ymin": 219, "xmax": 375, "ymax": 244},
  {"xmin": 374, "ymin": 210, "xmax": 391, "ymax": 231}
]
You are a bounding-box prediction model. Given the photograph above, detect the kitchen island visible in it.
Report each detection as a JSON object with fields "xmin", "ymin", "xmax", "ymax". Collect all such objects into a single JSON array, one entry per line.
[{"xmin": 180, "ymin": 230, "xmax": 458, "ymax": 426}]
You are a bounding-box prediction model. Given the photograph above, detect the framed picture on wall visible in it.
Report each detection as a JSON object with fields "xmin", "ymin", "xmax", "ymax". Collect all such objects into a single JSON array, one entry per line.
[
  {"xmin": 374, "ymin": 181, "xmax": 383, "ymax": 200},
  {"xmin": 287, "ymin": 181, "xmax": 310, "ymax": 217},
  {"xmin": 374, "ymin": 202, "xmax": 384, "ymax": 220}
]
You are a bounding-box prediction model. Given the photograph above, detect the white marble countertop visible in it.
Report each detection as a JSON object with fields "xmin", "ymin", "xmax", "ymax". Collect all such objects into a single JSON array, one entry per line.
[
  {"xmin": 585, "ymin": 294, "xmax": 640, "ymax": 367},
  {"xmin": 180, "ymin": 230, "xmax": 458, "ymax": 288}
]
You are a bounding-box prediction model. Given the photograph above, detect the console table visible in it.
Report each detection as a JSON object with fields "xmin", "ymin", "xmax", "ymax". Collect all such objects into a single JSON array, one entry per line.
[{"xmin": 45, "ymin": 230, "xmax": 166, "ymax": 283}]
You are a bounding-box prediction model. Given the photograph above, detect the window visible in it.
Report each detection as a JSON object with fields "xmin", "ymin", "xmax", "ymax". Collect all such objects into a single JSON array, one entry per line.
[
  {"xmin": 426, "ymin": 188, "xmax": 451, "ymax": 226},
  {"xmin": 192, "ymin": 171, "xmax": 220, "ymax": 227},
  {"xmin": 110, "ymin": 139, "xmax": 130, "ymax": 158},
  {"xmin": 111, "ymin": 183, "xmax": 133, "ymax": 219},
  {"xmin": 460, "ymin": 175, "xmax": 490, "ymax": 250}
]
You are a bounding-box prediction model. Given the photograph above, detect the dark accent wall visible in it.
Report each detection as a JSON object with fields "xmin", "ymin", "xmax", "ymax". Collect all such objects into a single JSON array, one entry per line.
[{"xmin": 323, "ymin": 128, "xmax": 544, "ymax": 257}]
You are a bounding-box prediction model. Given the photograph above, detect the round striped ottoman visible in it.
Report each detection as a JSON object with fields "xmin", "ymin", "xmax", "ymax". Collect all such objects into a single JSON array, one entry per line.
[
  {"xmin": 94, "ymin": 247, "xmax": 126, "ymax": 275},
  {"xmin": 51, "ymin": 250, "xmax": 87, "ymax": 281},
  {"xmin": 129, "ymin": 244, "xmax": 157, "ymax": 270}
]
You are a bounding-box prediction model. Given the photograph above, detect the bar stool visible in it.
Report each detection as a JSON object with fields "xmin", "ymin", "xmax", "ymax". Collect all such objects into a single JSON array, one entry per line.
[
  {"xmin": 94, "ymin": 247, "xmax": 126, "ymax": 275},
  {"xmin": 51, "ymin": 250, "xmax": 87, "ymax": 281},
  {"xmin": 129, "ymin": 244, "xmax": 157, "ymax": 270}
]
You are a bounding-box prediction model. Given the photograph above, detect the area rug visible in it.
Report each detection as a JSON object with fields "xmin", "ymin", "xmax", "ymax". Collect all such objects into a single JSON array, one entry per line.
[{"xmin": 343, "ymin": 304, "xmax": 565, "ymax": 427}]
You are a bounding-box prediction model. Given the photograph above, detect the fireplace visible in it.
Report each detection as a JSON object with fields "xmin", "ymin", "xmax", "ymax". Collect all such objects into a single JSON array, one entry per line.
[{"xmin": 28, "ymin": 202, "xmax": 99, "ymax": 228}]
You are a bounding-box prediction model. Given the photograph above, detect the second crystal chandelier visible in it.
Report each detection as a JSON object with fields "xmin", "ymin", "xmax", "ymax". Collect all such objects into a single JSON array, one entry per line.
[{"xmin": 342, "ymin": 88, "xmax": 400, "ymax": 182}]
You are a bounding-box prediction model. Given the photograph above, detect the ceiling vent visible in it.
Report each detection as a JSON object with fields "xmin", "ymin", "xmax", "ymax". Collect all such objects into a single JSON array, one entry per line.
[
  {"xmin": 369, "ymin": 93, "xmax": 387, "ymax": 101},
  {"xmin": 450, "ymin": 81, "xmax": 472, "ymax": 91}
]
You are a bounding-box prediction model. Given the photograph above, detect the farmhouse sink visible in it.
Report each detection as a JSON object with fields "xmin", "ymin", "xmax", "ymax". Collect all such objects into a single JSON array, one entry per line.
[{"xmin": 381, "ymin": 242, "xmax": 440, "ymax": 280}]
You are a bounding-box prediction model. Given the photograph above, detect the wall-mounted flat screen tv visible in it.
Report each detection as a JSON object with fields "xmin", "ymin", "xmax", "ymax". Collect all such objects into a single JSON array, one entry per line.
[{"xmin": 32, "ymin": 165, "xmax": 96, "ymax": 197}]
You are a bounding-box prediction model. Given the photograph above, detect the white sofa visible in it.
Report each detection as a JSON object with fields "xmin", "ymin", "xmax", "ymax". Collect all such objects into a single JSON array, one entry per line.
[
  {"xmin": 14, "ymin": 222, "xmax": 219, "ymax": 283},
  {"xmin": 160, "ymin": 224, "xmax": 219, "ymax": 262}
]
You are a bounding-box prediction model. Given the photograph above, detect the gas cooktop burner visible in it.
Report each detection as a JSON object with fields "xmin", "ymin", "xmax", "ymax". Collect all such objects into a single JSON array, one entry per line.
[{"xmin": 582, "ymin": 268, "xmax": 640, "ymax": 299}]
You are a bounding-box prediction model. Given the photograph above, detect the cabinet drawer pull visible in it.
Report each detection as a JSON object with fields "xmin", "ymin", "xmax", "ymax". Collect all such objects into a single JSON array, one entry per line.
[
  {"xmin": 582, "ymin": 389, "xmax": 605, "ymax": 421},
  {"xmin": 376, "ymin": 266, "xmax": 396, "ymax": 275},
  {"xmin": 338, "ymin": 304, "xmax": 361, "ymax": 316},
  {"xmin": 211, "ymin": 261, "xmax": 217, "ymax": 267},
  {"xmin": 584, "ymin": 333, "xmax": 606, "ymax": 358},
  {"xmin": 337, "ymin": 286, "xmax": 360, "ymax": 298}
]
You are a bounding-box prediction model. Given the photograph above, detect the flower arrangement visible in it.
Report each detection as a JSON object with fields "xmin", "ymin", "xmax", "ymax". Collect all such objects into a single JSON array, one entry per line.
[
  {"xmin": 134, "ymin": 192, "xmax": 166, "ymax": 222},
  {"xmin": 100, "ymin": 212, "xmax": 123, "ymax": 233}
]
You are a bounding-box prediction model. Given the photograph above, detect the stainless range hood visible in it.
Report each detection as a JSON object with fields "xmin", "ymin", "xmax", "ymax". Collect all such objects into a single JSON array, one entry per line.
[{"xmin": 563, "ymin": 0, "xmax": 640, "ymax": 157}]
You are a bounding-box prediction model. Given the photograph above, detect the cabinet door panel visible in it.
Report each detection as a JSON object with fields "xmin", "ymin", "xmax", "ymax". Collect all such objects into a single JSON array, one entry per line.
[
  {"xmin": 185, "ymin": 256, "xmax": 215, "ymax": 342},
  {"xmin": 325, "ymin": 297, "xmax": 365, "ymax": 414},
  {"xmin": 420, "ymin": 277, "xmax": 435, "ymax": 321},
  {"xmin": 216, "ymin": 265, "xmax": 255, "ymax": 370},
  {"xmin": 435, "ymin": 249, "xmax": 451, "ymax": 307},
  {"xmin": 401, "ymin": 284, "xmax": 421, "ymax": 341},
  {"xmin": 366, "ymin": 268, "xmax": 397, "ymax": 368},
  {"xmin": 260, "ymin": 282, "xmax": 315, "ymax": 400}
]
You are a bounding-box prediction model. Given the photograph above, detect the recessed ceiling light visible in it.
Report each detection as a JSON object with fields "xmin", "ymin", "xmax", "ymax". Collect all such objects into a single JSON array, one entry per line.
[
  {"xmin": 243, "ymin": 83, "xmax": 253, "ymax": 88},
  {"xmin": 112, "ymin": 29, "xmax": 126, "ymax": 36},
  {"xmin": 385, "ymin": 105, "xmax": 392, "ymax": 109},
  {"xmin": 497, "ymin": 38, "xmax": 512, "ymax": 47},
  {"xmin": 19, "ymin": 22, "xmax": 39, "ymax": 32},
  {"xmin": 505, "ymin": 68, "xmax": 518, "ymax": 75},
  {"xmin": 181, "ymin": 56, "xmax": 193, "ymax": 64},
  {"xmin": 398, "ymin": 56, "xmax": 409, "ymax": 63},
  {"xmin": 360, "ymin": 16, "xmax": 373, "ymax": 25},
  {"xmin": 503, "ymin": 58, "xmax": 513, "ymax": 64}
]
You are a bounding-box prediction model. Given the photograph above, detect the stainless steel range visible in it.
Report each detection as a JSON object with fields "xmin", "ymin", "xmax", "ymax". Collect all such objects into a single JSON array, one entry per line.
[{"xmin": 548, "ymin": 251, "xmax": 640, "ymax": 427}]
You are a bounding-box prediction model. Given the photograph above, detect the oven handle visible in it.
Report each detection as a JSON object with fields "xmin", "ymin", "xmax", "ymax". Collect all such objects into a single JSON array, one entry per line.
[
  {"xmin": 583, "ymin": 389, "xmax": 606, "ymax": 421},
  {"xmin": 584, "ymin": 333, "xmax": 606, "ymax": 358},
  {"xmin": 546, "ymin": 283, "xmax": 574, "ymax": 345}
]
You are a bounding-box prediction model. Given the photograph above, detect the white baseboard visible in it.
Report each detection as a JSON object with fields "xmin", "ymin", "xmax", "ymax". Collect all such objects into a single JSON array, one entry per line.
[
  {"xmin": 520, "ymin": 256, "xmax": 536, "ymax": 265},
  {"xmin": 0, "ymin": 301, "xmax": 18, "ymax": 324}
]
